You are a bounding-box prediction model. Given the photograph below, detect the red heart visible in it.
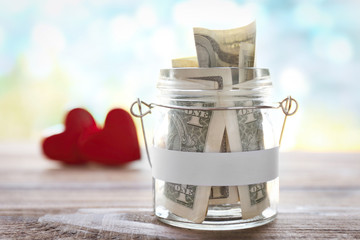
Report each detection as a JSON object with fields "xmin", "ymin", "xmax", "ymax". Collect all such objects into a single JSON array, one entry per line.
[
  {"xmin": 78, "ymin": 108, "xmax": 141, "ymax": 165},
  {"xmin": 42, "ymin": 108, "xmax": 100, "ymax": 164}
]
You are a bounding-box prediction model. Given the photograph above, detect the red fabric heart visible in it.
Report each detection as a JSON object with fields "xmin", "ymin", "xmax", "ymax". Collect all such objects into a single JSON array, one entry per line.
[
  {"xmin": 42, "ymin": 108, "xmax": 100, "ymax": 164},
  {"xmin": 78, "ymin": 108, "xmax": 141, "ymax": 165}
]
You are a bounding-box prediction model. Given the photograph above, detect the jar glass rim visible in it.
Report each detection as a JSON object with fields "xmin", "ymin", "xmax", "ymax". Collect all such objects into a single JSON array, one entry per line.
[
  {"xmin": 158, "ymin": 67, "xmax": 271, "ymax": 91},
  {"xmin": 160, "ymin": 67, "xmax": 269, "ymax": 71}
]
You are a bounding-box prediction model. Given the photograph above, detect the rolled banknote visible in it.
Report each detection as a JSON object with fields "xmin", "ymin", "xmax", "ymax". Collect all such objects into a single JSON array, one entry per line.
[
  {"xmin": 195, "ymin": 21, "xmax": 271, "ymax": 219},
  {"xmin": 172, "ymin": 56, "xmax": 199, "ymax": 68},
  {"xmin": 194, "ymin": 21, "xmax": 256, "ymax": 68},
  {"xmin": 238, "ymin": 42, "xmax": 255, "ymax": 68},
  {"xmin": 159, "ymin": 68, "xmax": 235, "ymax": 223},
  {"xmin": 167, "ymin": 63, "xmax": 240, "ymax": 206},
  {"xmin": 225, "ymin": 97, "xmax": 270, "ymax": 219},
  {"xmin": 208, "ymin": 123, "xmax": 239, "ymax": 206},
  {"xmin": 227, "ymin": 42, "xmax": 270, "ymax": 220},
  {"xmin": 160, "ymin": 67, "xmax": 235, "ymax": 90},
  {"xmin": 161, "ymin": 101, "xmax": 225, "ymax": 223}
]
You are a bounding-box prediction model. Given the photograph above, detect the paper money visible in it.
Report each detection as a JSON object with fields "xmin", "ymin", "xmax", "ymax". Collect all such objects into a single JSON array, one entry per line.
[
  {"xmin": 162, "ymin": 64, "xmax": 234, "ymax": 222},
  {"xmin": 160, "ymin": 67, "xmax": 242, "ymax": 91},
  {"xmin": 209, "ymin": 186, "xmax": 239, "ymax": 205},
  {"xmin": 162, "ymin": 183, "xmax": 210, "ymax": 223},
  {"xmin": 167, "ymin": 64, "xmax": 241, "ymax": 207},
  {"xmin": 239, "ymin": 42, "xmax": 255, "ymax": 68},
  {"xmin": 162, "ymin": 100, "xmax": 228, "ymax": 223},
  {"xmin": 209, "ymin": 130, "xmax": 239, "ymax": 205},
  {"xmin": 160, "ymin": 21, "xmax": 269, "ymax": 223},
  {"xmin": 161, "ymin": 64, "xmax": 248, "ymax": 221},
  {"xmin": 228, "ymin": 40, "xmax": 270, "ymax": 219},
  {"xmin": 194, "ymin": 22, "xmax": 270, "ymax": 219},
  {"xmin": 194, "ymin": 21, "xmax": 256, "ymax": 67},
  {"xmin": 226, "ymin": 98, "xmax": 270, "ymax": 219},
  {"xmin": 238, "ymin": 182, "xmax": 269, "ymax": 219},
  {"xmin": 238, "ymin": 41, "xmax": 270, "ymax": 219},
  {"xmin": 169, "ymin": 66, "xmax": 241, "ymax": 206},
  {"xmin": 172, "ymin": 56, "xmax": 199, "ymax": 68},
  {"xmin": 222, "ymin": 92, "xmax": 270, "ymax": 219},
  {"xmin": 193, "ymin": 23, "xmax": 260, "ymax": 209},
  {"xmin": 209, "ymin": 89, "xmax": 241, "ymax": 206}
]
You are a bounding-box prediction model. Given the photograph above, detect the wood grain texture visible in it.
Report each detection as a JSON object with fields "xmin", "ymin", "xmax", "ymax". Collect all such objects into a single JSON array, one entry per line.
[{"xmin": 0, "ymin": 143, "xmax": 359, "ymax": 239}]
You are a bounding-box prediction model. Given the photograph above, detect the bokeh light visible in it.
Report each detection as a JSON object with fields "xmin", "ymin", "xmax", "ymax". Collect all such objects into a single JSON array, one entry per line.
[{"xmin": 0, "ymin": 0, "xmax": 359, "ymax": 152}]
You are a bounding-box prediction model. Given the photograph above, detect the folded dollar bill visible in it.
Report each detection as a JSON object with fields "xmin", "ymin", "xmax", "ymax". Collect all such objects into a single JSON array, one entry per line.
[
  {"xmin": 194, "ymin": 21, "xmax": 270, "ymax": 220},
  {"xmin": 194, "ymin": 21, "xmax": 256, "ymax": 68},
  {"xmin": 172, "ymin": 56, "xmax": 199, "ymax": 68}
]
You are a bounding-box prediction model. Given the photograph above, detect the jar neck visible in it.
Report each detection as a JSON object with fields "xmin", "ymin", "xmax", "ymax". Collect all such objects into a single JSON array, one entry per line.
[{"xmin": 157, "ymin": 68, "xmax": 273, "ymax": 106}]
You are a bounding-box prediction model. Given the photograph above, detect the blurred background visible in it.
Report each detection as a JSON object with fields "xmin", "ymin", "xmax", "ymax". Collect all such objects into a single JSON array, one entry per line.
[{"xmin": 0, "ymin": 0, "xmax": 359, "ymax": 152}]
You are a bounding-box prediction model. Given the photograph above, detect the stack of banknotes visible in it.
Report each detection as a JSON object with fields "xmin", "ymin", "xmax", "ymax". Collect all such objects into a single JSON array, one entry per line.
[{"xmin": 157, "ymin": 21, "xmax": 271, "ymax": 223}]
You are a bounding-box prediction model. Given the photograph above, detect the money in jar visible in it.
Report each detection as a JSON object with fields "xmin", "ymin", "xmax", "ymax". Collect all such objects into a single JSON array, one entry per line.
[
  {"xmin": 131, "ymin": 21, "xmax": 298, "ymax": 230},
  {"xmin": 148, "ymin": 67, "xmax": 281, "ymax": 230}
]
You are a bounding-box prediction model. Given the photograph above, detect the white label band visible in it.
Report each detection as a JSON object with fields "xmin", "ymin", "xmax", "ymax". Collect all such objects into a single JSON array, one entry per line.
[{"xmin": 150, "ymin": 147, "xmax": 279, "ymax": 186}]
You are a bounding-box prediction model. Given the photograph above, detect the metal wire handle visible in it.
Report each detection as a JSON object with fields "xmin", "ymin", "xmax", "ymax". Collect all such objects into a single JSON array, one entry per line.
[{"xmin": 130, "ymin": 96, "xmax": 298, "ymax": 167}]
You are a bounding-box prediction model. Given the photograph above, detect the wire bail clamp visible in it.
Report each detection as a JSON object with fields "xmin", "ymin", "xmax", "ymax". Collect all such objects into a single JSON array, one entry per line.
[{"xmin": 130, "ymin": 96, "xmax": 298, "ymax": 167}]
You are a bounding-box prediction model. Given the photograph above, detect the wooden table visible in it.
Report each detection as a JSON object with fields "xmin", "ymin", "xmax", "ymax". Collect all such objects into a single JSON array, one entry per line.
[{"xmin": 0, "ymin": 143, "xmax": 359, "ymax": 239}]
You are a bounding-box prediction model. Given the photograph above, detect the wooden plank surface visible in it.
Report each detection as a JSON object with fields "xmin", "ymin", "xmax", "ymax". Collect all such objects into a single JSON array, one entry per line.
[{"xmin": 0, "ymin": 143, "xmax": 359, "ymax": 239}]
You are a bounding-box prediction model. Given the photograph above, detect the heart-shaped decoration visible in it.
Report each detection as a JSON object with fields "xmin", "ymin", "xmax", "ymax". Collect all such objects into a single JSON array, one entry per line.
[
  {"xmin": 42, "ymin": 108, "xmax": 100, "ymax": 164},
  {"xmin": 78, "ymin": 108, "xmax": 141, "ymax": 165}
]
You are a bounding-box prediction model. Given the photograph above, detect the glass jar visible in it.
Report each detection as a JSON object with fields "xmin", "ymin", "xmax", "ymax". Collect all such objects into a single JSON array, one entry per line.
[{"xmin": 150, "ymin": 67, "xmax": 281, "ymax": 230}]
